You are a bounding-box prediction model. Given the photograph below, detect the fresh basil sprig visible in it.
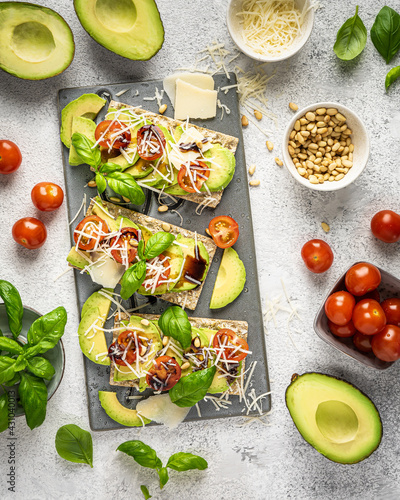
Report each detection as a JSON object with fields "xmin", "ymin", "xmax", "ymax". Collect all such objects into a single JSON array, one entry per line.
[
  {"xmin": 0, "ymin": 280, "xmax": 23, "ymax": 340},
  {"xmin": 106, "ymin": 171, "xmax": 146, "ymax": 205},
  {"xmin": 71, "ymin": 133, "xmax": 102, "ymax": 168},
  {"xmin": 386, "ymin": 65, "xmax": 400, "ymax": 90},
  {"xmin": 0, "ymin": 357, "xmax": 17, "ymax": 385},
  {"xmin": 333, "ymin": 6, "xmax": 367, "ymax": 61},
  {"xmin": 159, "ymin": 306, "xmax": 192, "ymax": 349},
  {"xmin": 144, "ymin": 232, "xmax": 175, "ymax": 260},
  {"xmin": 371, "ymin": 6, "xmax": 400, "ymax": 64},
  {"xmin": 55, "ymin": 424, "xmax": 94, "ymax": 467},
  {"xmin": 26, "ymin": 357, "xmax": 55, "ymax": 380},
  {"xmin": 0, "ymin": 337, "xmax": 24, "ymax": 355},
  {"xmin": 0, "ymin": 392, "xmax": 9, "ymax": 433},
  {"xmin": 169, "ymin": 366, "xmax": 216, "ymax": 408},
  {"xmin": 19, "ymin": 372, "xmax": 47, "ymax": 430},
  {"xmin": 166, "ymin": 452, "xmax": 208, "ymax": 472},
  {"xmin": 26, "ymin": 306, "xmax": 67, "ymax": 354},
  {"xmin": 140, "ymin": 485, "xmax": 152, "ymax": 500},
  {"xmin": 118, "ymin": 440, "xmax": 162, "ymax": 469}
]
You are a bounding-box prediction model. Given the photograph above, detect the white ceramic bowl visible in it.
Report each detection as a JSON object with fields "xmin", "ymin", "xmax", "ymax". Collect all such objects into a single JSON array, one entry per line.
[
  {"xmin": 282, "ymin": 102, "xmax": 370, "ymax": 192},
  {"xmin": 227, "ymin": 0, "xmax": 315, "ymax": 63}
]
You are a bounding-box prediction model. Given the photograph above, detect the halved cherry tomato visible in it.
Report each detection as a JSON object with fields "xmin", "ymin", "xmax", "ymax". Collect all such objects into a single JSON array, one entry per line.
[
  {"xmin": 0, "ymin": 140, "xmax": 22, "ymax": 174},
  {"xmin": 352, "ymin": 299, "xmax": 386, "ymax": 336},
  {"xmin": 345, "ymin": 263, "xmax": 381, "ymax": 296},
  {"xmin": 371, "ymin": 210, "xmax": 400, "ymax": 243},
  {"xmin": 177, "ymin": 161, "xmax": 210, "ymax": 193},
  {"xmin": 212, "ymin": 329, "xmax": 249, "ymax": 362},
  {"xmin": 325, "ymin": 291, "xmax": 355, "ymax": 326},
  {"xmin": 74, "ymin": 215, "xmax": 109, "ymax": 251},
  {"xmin": 110, "ymin": 227, "xmax": 139, "ymax": 264},
  {"xmin": 208, "ymin": 216, "xmax": 239, "ymax": 249},
  {"xmin": 301, "ymin": 239, "xmax": 334, "ymax": 274},
  {"xmin": 381, "ymin": 298, "xmax": 400, "ymax": 327},
  {"xmin": 95, "ymin": 120, "xmax": 131, "ymax": 149},
  {"xmin": 328, "ymin": 319, "xmax": 356, "ymax": 338},
  {"xmin": 143, "ymin": 254, "xmax": 171, "ymax": 290},
  {"xmin": 31, "ymin": 182, "xmax": 64, "ymax": 212},
  {"xmin": 137, "ymin": 124, "xmax": 166, "ymax": 161},
  {"xmin": 353, "ymin": 332, "xmax": 373, "ymax": 353},
  {"xmin": 108, "ymin": 340, "xmax": 136, "ymax": 366},
  {"xmin": 12, "ymin": 217, "xmax": 47, "ymax": 249},
  {"xmin": 371, "ymin": 325, "xmax": 400, "ymax": 362},
  {"xmin": 146, "ymin": 355, "xmax": 181, "ymax": 391}
]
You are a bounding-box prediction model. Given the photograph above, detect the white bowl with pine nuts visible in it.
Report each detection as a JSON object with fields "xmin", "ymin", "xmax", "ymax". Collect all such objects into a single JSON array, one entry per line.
[{"xmin": 282, "ymin": 102, "xmax": 369, "ymax": 191}]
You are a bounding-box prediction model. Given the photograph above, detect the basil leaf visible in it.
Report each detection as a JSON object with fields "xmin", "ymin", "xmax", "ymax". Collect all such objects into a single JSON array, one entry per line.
[
  {"xmin": 0, "ymin": 357, "xmax": 17, "ymax": 384},
  {"xmin": 158, "ymin": 467, "xmax": 169, "ymax": 489},
  {"xmin": 140, "ymin": 486, "xmax": 152, "ymax": 500},
  {"xmin": 0, "ymin": 337, "xmax": 23, "ymax": 355},
  {"xmin": 169, "ymin": 366, "xmax": 216, "ymax": 408},
  {"xmin": 5, "ymin": 372, "xmax": 20, "ymax": 386},
  {"xmin": 106, "ymin": 171, "xmax": 145, "ymax": 205},
  {"xmin": 120, "ymin": 261, "xmax": 147, "ymax": 300},
  {"xmin": 385, "ymin": 65, "xmax": 400, "ymax": 90},
  {"xmin": 117, "ymin": 440, "xmax": 162, "ymax": 470},
  {"xmin": 137, "ymin": 239, "xmax": 145, "ymax": 261},
  {"xmin": 95, "ymin": 173, "xmax": 107, "ymax": 194},
  {"xmin": 26, "ymin": 306, "xmax": 67, "ymax": 354},
  {"xmin": 158, "ymin": 306, "xmax": 192, "ymax": 349},
  {"xmin": 0, "ymin": 280, "xmax": 23, "ymax": 340},
  {"xmin": 166, "ymin": 452, "xmax": 208, "ymax": 472},
  {"xmin": 19, "ymin": 373, "xmax": 47, "ymax": 430},
  {"xmin": 0, "ymin": 392, "xmax": 9, "ymax": 433},
  {"xmin": 371, "ymin": 6, "xmax": 400, "ymax": 64},
  {"xmin": 13, "ymin": 354, "xmax": 27, "ymax": 372},
  {"xmin": 55, "ymin": 424, "xmax": 93, "ymax": 467},
  {"xmin": 100, "ymin": 162, "xmax": 124, "ymax": 174},
  {"xmin": 71, "ymin": 132, "xmax": 101, "ymax": 168},
  {"xmin": 26, "ymin": 357, "xmax": 55, "ymax": 380},
  {"xmin": 144, "ymin": 232, "xmax": 175, "ymax": 260},
  {"xmin": 333, "ymin": 6, "xmax": 367, "ymax": 61}
]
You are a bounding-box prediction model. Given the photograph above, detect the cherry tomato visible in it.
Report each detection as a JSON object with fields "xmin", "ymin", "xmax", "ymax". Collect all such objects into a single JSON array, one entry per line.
[
  {"xmin": 74, "ymin": 215, "xmax": 109, "ymax": 251},
  {"xmin": 301, "ymin": 239, "xmax": 334, "ymax": 274},
  {"xmin": 146, "ymin": 356, "xmax": 181, "ymax": 391},
  {"xmin": 108, "ymin": 339, "xmax": 137, "ymax": 366},
  {"xmin": 353, "ymin": 332, "xmax": 373, "ymax": 353},
  {"xmin": 325, "ymin": 291, "xmax": 355, "ymax": 326},
  {"xmin": 110, "ymin": 227, "xmax": 139, "ymax": 264},
  {"xmin": 352, "ymin": 299, "xmax": 386, "ymax": 336},
  {"xmin": 12, "ymin": 217, "xmax": 47, "ymax": 249},
  {"xmin": 345, "ymin": 263, "xmax": 381, "ymax": 296},
  {"xmin": 0, "ymin": 140, "xmax": 22, "ymax": 174},
  {"xmin": 328, "ymin": 319, "xmax": 356, "ymax": 338},
  {"xmin": 381, "ymin": 298, "xmax": 400, "ymax": 327},
  {"xmin": 31, "ymin": 182, "xmax": 64, "ymax": 212},
  {"xmin": 95, "ymin": 120, "xmax": 131, "ymax": 149},
  {"xmin": 371, "ymin": 325, "xmax": 400, "ymax": 362},
  {"xmin": 177, "ymin": 161, "xmax": 210, "ymax": 193},
  {"xmin": 208, "ymin": 216, "xmax": 239, "ymax": 249},
  {"xmin": 212, "ymin": 329, "xmax": 250, "ymax": 362},
  {"xmin": 356, "ymin": 289, "xmax": 380, "ymax": 303},
  {"xmin": 137, "ymin": 124, "xmax": 166, "ymax": 161},
  {"xmin": 371, "ymin": 210, "xmax": 400, "ymax": 243},
  {"xmin": 143, "ymin": 254, "xmax": 171, "ymax": 289}
]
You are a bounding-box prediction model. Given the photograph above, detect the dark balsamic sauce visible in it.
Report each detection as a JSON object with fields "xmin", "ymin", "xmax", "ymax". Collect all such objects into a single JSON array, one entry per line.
[{"xmin": 178, "ymin": 246, "xmax": 207, "ymax": 288}]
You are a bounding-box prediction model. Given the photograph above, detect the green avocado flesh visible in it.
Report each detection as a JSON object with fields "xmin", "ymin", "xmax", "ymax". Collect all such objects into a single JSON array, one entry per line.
[
  {"xmin": 286, "ymin": 373, "xmax": 382, "ymax": 464},
  {"xmin": 0, "ymin": 2, "xmax": 74, "ymax": 80},
  {"xmin": 74, "ymin": 0, "xmax": 164, "ymax": 61},
  {"xmin": 210, "ymin": 247, "xmax": 246, "ymax": 309},
  {"xmin": 201, "ymin": 143, "xmax": 236, "ymax": 192},
  {"xmin": 99, "ymin": 391, "xmax": 151, "ymax": 426},
  {"xmin": 69, "ymin": 116, "xmax": 96, "ymax": 165}
]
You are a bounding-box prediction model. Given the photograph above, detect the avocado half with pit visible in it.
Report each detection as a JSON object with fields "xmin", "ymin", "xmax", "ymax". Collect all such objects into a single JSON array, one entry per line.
[
  {"xmin": 74, "ymin": 0, "xmax": 164, "ymax": 61},
  {"xmin": 0, "ymin": 2, "xmax": 74, "ymax": 80},
  {"xmin": 286, "ymin": 373, "xmax": 382, "ymax": 464}
]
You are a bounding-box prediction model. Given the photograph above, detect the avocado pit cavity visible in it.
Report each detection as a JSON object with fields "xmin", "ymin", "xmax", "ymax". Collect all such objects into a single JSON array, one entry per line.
[
  {"xmin": 316, "ymin": 400, "xmax": 359, "ymax": 444},
  {"xmin": 11, "ymin": 21, "xmax": 55, "ymax": 63},
  {"xmin": 95, "ymin": 0, "xmax": 137, "ymax": 32}
]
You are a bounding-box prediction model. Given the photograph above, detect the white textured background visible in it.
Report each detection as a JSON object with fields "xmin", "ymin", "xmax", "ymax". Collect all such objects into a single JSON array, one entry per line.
[{"xmin": 1, "ymin": 0, "xmax": 400, "ymax": 499}]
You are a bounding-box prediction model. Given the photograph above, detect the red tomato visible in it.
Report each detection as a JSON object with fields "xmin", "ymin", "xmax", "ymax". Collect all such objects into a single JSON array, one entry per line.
[
  {"xmin": 212, "ymin": 329, "xmax": 249, "ymax": 362},
  {"xmin": 325, "ymin": 291, "xmax": 355, "ymax": 326},
  {"xmin": 108, "ymin": 338, "xmax": 138, "ymax": 366},
  {"xmin": 74, "ymin": 215, "xmax": 109, "ymax": 251},
  {"xmin": 144, "ymin": 254, "xmax": 171, "ymax": 289},
  {"xmin": 353, "ymin": 332, "xmax": 373, "ymax": 353},
  {"xmin": 371, "ymin": 210, "xmax": 400, "ymax": 243},
  {"xmin": 110, "ymin": 227, "xmax": 139, "ymax": 264},
  {"xmin": 356, "ymin": 289, "xmax": 380, "ymax": 303},
  {"xmin": 12, "ymin": 217, "xmax": 47, "ymax": 249},
  {"xmin": 301, "ymin": 239, "xmax": 334, "ymax": 274},
  {"xmin": 345, "ymin": 263, "xmax": 381, "ymax": 296},
  {"xmin": 146, "ymin": 356, "xmax": 181, "ymax": 391},
  {"xmin": 31, "ymin": 182, "xmax": 64, "ymax": 212},
  {"xmin": 328, "ymin": 319, "xmax": 356, "ymax": 338},
  {"xmin": 371, "ymin": 325, "xmax": 400, "ymax": 362},
  {"xmin": 0, "ymin": 140, "xmax": 22, "ymax": 174},
  {"xmin": 352, "ymin": 299, "xmax": 386, "ymax": 336},
  {"xmin": 177, "ymin": 161, "xmax": 210, "ymax": 193},
  {"xmin": 137, "ymin": 124, "xmax": 165, "ymax": 160},
  {"xmin": 208, "ymin": 216, "xmax": 239, "ymax": 249},
  {"xmin": 381, "ymin": 298, "xmax": 400, "ymax": 327},
  {"xmin": 95, "ymin": 120, "xmax": 131, "ymax": 149}
]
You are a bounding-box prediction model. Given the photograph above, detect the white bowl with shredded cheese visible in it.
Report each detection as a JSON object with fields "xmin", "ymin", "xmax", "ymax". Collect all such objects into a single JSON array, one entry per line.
[{"xmin": 227, "ymin": 0, "xmax": 315, "ymax": 62}]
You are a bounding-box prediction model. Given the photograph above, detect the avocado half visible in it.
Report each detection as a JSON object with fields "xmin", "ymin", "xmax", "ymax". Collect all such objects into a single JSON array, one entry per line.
[
  {"xmin": 74, "ymin": 0, "xmax": 164, "ymax": 61},
  {"xmin": 0, "ymin": 2, "xmax": 75, "ymax": 80},
  {"xmin": 286, "ymin": 373, "xmax": 382, "ymax": 464}
]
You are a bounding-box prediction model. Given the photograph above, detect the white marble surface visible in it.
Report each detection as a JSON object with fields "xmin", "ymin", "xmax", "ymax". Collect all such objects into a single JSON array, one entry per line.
[{"xmin": 1, "ymin": 0, "xmax": 400, "ymax": 499}]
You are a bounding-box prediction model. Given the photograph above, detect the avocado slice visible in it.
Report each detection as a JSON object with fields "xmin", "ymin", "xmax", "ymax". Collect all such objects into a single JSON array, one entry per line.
[
  {"xmin": 286, "ymin": 373, "xmax": 382, "ymax": 464},
  {"xmin": 67, "ymin": 246, "xmax": 90, "ymax": 270},
  {"xmin": 69, "ymin": 116, "xmax": 96, "ymax": 166},
  {"xmin": 0, "ymin": 2, "xmax": 74, "ymax": 80},
  {"xmin": 74, "ymin": 0, "xmax": 164, "ymax": 61},
  {"xmin": 170, "ymin": 235, "xmax": 209, "ymax": 292},
  {"xmin": 210, "ymin": 247, "xmax": 246, "ymax": 309},
  {"xmin": 201, "ymin": 143, "xmax": 236, "ymax": 192},
  {"xmin": 61, "ymin": 93, "xmax": 106, "ymax": 147},
  {"xmin": 99, "ymin": 391, "xmax": 151, "ymax": 426}
]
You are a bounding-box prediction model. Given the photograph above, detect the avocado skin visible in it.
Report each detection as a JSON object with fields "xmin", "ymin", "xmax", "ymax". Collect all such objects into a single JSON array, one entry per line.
[{"xmin": 285, "ymin": 372, "xmax": 382, "ymax": 464}]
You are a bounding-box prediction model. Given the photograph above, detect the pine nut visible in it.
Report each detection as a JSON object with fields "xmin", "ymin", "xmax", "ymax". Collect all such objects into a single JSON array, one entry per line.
[
  {"xmin": 109, "ymin": 196, "xmax": 121, "ymax": 203},
  {"xmin": 326, "ymin": 108, "xmax": 338, "ymax": 115},
  {"xmin": 162, "ymin": 222, "xmax": 171, "ymax": 232},
  {"xmin": 141, "ymin": 319, "xmax": 150, "ymax": 326},
  {"xmin": 329, "ymin": 176, "xmax": 335, "ymax": 181},
  {"xmin": 300, "ymin": 118, "xmax": 308, "ymax": 125},
  {"xmin": 316, "ymin": 108, "xmax": 327, "ymax": 115},
  {"xmin": 335, "ymin": 173, "xmax": 345, "ymax": 181},
  {"xmin": 275, "ymin": 157, "xmax": 283, "ymax": 166},
  {"xmin": 249, "ymin": 180, "xmax": 260, "ymax": 186},
  {"xmin": 266, "ymin": 140, "xmax": 274, "ymax": 151},
  {"xmin": 342, "ymin": 159, "xmax": 353, "ymax": 168},
  {"xmin": 290, "ymin": 130, "xmax": 296, "ymax": 139},
  {"xmin": 305, "ymin": 111, "xmax": 316, "ymax": 121},
  {"xmin": 159, "ymin": 104, "xmax": 167, "ymax": 114},
  {"xmin": 254, "ymin": 110, "xmax": 262, "ymax": 120},
  {"xmin": 309, "ymin": 175, "xmax": 318, "ymax": 184},
  {"xmin": 181, "ymin": 362, "xmax": 191, "ymax": 371},
  {"xmin": 193, "ymin": 337, "xmax": 201, "ymax": 348},
  {"xmin": 248, "ymin": 164, "xmax": 256, "ymax": 175},
  {"xmin": 294, "ymin": 120, "xmax": 301, "ymax": 131},
  {"xmin": 336, "ymin": 112, "xmax": 346, "ymax": 122},
  {"xmin": 298, "ymin": 167, "xmax": 307, "ymax": 176},
  {"xmin": 289, "ymin": 102, "xmax": 298, "ymax": 111},
  {"xmin": 321, "ymin": 222, "xmax": 330, "ymax": 232},
  {"xmin": 88, "ymin": 179, "xmax": 97, "ymax": 188},
  {"xmin": 158, "ymin": 205, "xmax": 168, "ymax": 212},
  {"xmin": 241, "ymin": 115, "xmax": 249, "ymax": 127},
  {"xmin": 122, "ymin": 196, "xmax": 131, "ymax": 203},
  {"xmin": 162, "ymin": 336, "xmax": 169, "ymax": 346}
]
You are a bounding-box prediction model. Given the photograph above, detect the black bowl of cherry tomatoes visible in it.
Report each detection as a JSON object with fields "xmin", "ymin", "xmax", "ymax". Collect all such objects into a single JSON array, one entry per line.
[{"xmin": 314, "ymin": 262, "xmax": 400, "ymax": 369}]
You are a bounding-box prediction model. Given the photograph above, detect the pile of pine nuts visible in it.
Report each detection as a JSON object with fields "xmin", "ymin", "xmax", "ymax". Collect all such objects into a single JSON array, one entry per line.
[{"xmin": 288, "ymin": 108, "xmax": 355, "ymax": 184}]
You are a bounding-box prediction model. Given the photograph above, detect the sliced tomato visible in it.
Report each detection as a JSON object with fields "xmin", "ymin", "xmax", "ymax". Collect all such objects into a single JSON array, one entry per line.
[
  {"xmin": 137, "ymin": 124, "xmax": 166, "ymax": 161},
  {"xmin": 95, "ymin": 120, "xmax": 131, "ymax": 149},
  {"xmin": 146, "ymin": 355, "xmax": 181, "ymax": 391},
  {"xmin": 108, "ymin": 341, "xmax": 137, "ymax": 366},
  {"xmin": 212, "ymin": 329, "xmax": 249, "ymax": 362},
  {"xmin": 208, "ymin": 216, "xmax": 239, "ymax": 249},
  {"xmin": 144, "ymin": 254, "xmax": 171, "ymax": 290},
  {"xmin": 74, "ymin": 215, "xmax": 109, "ymax": 251},
  {"xmin": 177, "ymin": 161, "xmax": 210, "ymax": 193},
  {"xmin": 110, "ymin": 227, "xmax": 139, "ymax": 264}
]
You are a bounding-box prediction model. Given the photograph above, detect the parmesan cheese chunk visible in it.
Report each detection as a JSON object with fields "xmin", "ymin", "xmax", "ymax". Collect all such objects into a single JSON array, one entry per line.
[
  {"xmin": 136, "ymin": 394, "xmax": 190, "ymax": 429},
  {"xmin": 88, "ymin": 256, "xmax": 125, "ymax": 289},
  {"xmin": 174, "ymin": 80, "xmax": 218, "ymax": 120},
  {"xmin": 163, "ymin": 73, "xmax": 214, "ymax": 107}
]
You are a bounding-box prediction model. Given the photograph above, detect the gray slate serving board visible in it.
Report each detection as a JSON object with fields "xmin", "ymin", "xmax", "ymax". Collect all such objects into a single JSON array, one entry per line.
[{"xmin": 58, "ymin": 74, "xmax": 271, "ymax": 431}]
